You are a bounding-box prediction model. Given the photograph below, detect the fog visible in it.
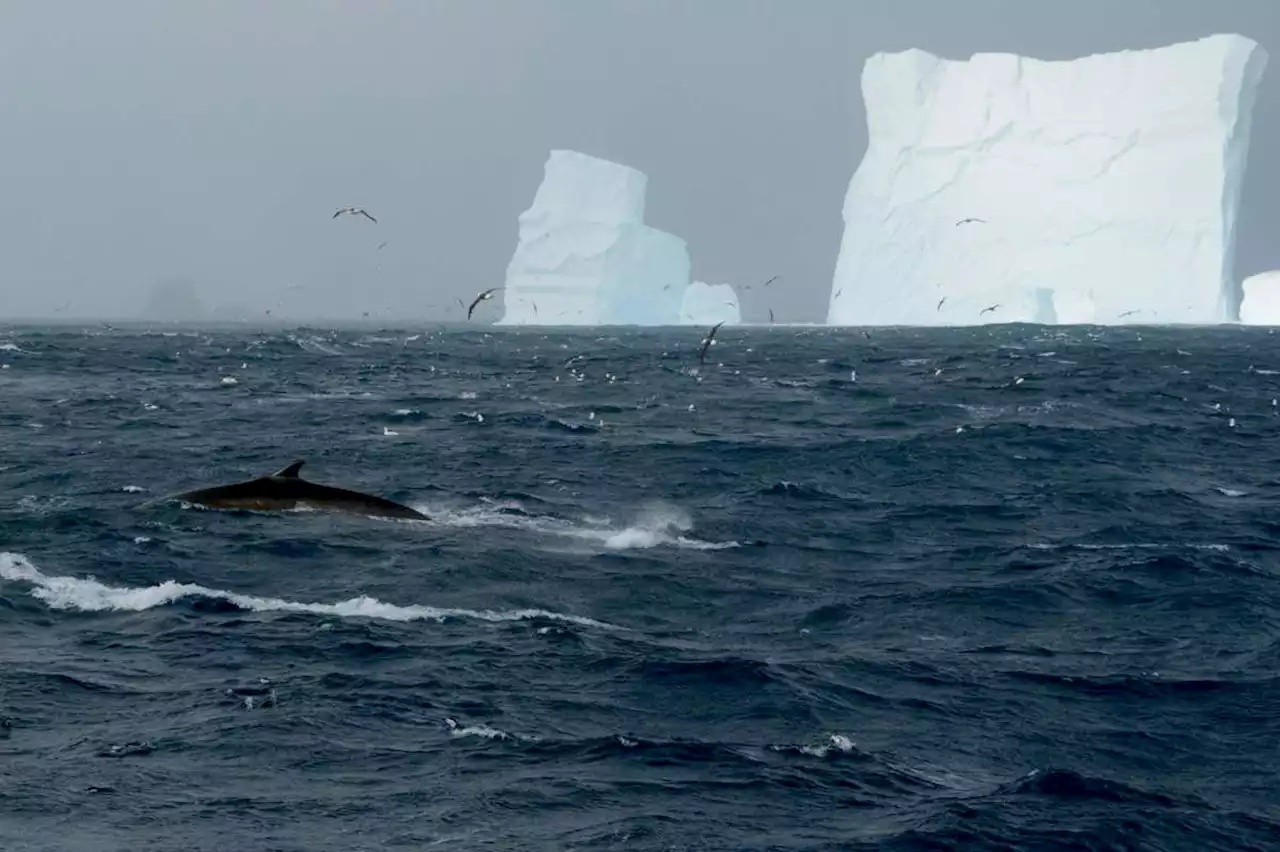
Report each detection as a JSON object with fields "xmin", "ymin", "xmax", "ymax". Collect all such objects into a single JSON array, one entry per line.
[{"xmin": 0, "ymin": 0, "xmax": 1275, "ymax": 323}]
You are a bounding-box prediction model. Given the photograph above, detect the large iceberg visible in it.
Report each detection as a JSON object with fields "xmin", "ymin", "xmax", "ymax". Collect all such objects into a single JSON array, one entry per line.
[
  {"xmin": 827, "ymin": 34, "xmax": 1268, "ymax": 327},
  {"xmin": 680, "ymin": 281, "xmax": 741, "ymax": 326},
  {"xmin": 1240, "ymin": 271, "xmax": 1280, "ymax": 325},
  {"xmin": 497, "ymin": 150, "xmax": 690, "ymax": 325}
]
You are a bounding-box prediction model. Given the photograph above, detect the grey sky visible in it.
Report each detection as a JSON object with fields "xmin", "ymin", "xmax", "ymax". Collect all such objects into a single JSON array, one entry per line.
[{"xmin": 1, "ymin": 0, "xmax": 1276, "ymax": 323}]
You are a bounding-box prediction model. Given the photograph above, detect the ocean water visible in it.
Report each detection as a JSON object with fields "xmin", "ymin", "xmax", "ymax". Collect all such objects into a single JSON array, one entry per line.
[{"xmin": 1, "ymin": 322, "xmax": 1279, "ymax": 852}]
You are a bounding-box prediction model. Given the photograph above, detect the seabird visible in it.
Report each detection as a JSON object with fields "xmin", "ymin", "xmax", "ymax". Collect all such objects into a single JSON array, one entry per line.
[
  {"xmin": 699, "ymin": 321, "xmax": 726, "ymax": 366},
  {"xmin": 955, "ymin": 217, "xmax": 986, "ymax": 227},
  {"xmin": 1118, "ymin": 309, "xmax": 1139, "ymax": 318},
  {"xmin": 333, "ymin": 207, "xmax": 377, "ymax": 223},
  {"xmin": 769, "ymin": 308, "xmax": 775, "ymax": 323},
  {"xmin": 466, "ymin": 287, "xmax": 501, "ymax": 320},
  {"xmin": 937, "ymin": 297, "xmax": 947, "ymax": 311},
  {"xmin": 980, "ymin": 304, "xmax": 1000, "ymax": 315},
  {"xmin": 761, "ymin": 275, "xmax": 778, "ymax": 287}
]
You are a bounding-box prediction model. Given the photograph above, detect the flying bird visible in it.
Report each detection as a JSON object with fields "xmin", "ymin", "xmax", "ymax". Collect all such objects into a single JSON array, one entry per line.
[
  {"xmin": 955, "ymin": 217, "xmax": 986, "ymax": 227},
  {"xmin": 769, "ymin": 308, "xmax": 775, "ymax": 323},
  {"xmin": 699, "ymin": 320, "xmax": 726, "ymax": 366},
  {"xmin": 980, "ymin": 304, "xmax": 1000, "ymax": 315},
  {"xmin": 334, "ymin": 207, "xmax": 377, "ymax": 223},
  {"xmin": 937, "ymin": 297, "xmax": 947, "ymax": 311},
  {"xmin": 467, "ymin": 287, "xmax": 502, "ymax": 320}
]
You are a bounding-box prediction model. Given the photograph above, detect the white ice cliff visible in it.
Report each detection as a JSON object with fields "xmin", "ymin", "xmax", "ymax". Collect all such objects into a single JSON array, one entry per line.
[
  {"xmin": 497, "ymin": 150, "xmax": 690, "ymax": 325},
  {"xmin": 680, "ymin": 281, "xmax": 741, "ymax": 326},
  {"xmin": 1239, "ymin": 271, "xmax": 1280, "ymax": 325},
  {"xmin": 827, "ymin": 34, "xmax": 1269, "ymax": 327}
]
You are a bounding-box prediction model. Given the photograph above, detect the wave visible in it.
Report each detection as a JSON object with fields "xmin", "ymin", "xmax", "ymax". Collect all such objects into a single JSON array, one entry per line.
[
  {"xmin": 1005, "ymin": 669, "xmax": 1248, "ymax": 698},
  {"xmin": 1028, "ymin": 541, "xmax": 1232, "ymax": 553},
  {"xmin": 768, "ymin": 733, "xmax": 862, "ymax": 759},
  {"xmin": 435, "ymin": 721, "xmax": 958, "ymax": 801},
  {"xmin": 445, "ymin": 717, "xmax": 521, "ymax": 742},
  {"xmin": 756, "ymin": 480, "xmax": 859, "ymax": 503},
  {"xmin": 637, "ymin": 656, "xmax": 778, "ymax": 685},
  {"xmin": 891, "ymin": 767, "xmax": 1222, "ymax": 849},
  {"xmin": 440, "ymin": 718, "xmax": 869, "ymax": 766},
  {"xmin": 285, "ymin": 333, "xmax": 345, "ymax": 355},
  {"xmin": 1001, "ymin": 767, "xmax": 1178, "ymax": 805},
  {"xmin": 0, "ymin": 552, "xmax": 621, "ymax": 630}
]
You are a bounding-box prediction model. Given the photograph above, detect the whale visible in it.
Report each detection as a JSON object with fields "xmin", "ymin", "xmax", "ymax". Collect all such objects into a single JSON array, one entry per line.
[{"xmin": 148, "ymin": 460, "xmax": 428, "ymax": 521}]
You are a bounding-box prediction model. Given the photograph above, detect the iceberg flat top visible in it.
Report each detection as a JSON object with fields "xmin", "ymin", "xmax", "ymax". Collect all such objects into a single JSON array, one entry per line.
[
  {"xmin": 521, "ymin": 149, "xmax": 649, "ymax": 234},
  {"xmin": 864, "ymin": 34, "xmax": 1260, "ymax": 128}
]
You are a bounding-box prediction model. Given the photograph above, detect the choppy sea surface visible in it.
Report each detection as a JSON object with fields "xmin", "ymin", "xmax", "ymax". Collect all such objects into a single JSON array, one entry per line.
[{"xmin": 2, "ymin": 322, "xmax": 1279, "ymax": 851}]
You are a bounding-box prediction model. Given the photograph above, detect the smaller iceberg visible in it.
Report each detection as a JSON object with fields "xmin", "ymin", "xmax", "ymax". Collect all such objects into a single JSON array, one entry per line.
[
  {"xmin": 1239, "ymin": 271, "xmax": 1280, "ymax": 325},
  {"xmin": 497, "ymin": 150, "xmax": 690, "ymax": 325},
  {"xmin": 680, "ymin": 281, "xmax": 741, "ymax": 326}
]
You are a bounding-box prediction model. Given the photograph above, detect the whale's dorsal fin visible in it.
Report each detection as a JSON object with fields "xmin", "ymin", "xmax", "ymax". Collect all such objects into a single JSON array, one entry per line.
[{"xmin": 272, "ymin": 460, "xmax": 305, "ymax": 479}]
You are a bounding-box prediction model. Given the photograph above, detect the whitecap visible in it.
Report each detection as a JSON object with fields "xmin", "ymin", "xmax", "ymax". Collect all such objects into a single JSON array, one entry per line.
[
  {"xmin": 444, "ymin": 717, "xmax": 529, "ymax": 741},
  {"xmin": 0, "ymin": 552, "xmax": 620, "ymax": 630},
  {"xmin": 771, "ymin": 733, "xmax": 859, "ymax": 759},
  {"xmin": 419, "ymin": 500, "xmax": 738, "ymax": 552}
]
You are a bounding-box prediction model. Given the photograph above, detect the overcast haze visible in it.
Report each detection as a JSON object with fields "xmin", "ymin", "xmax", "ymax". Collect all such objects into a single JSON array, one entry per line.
[{"xmin": 1, "ymin": 0, "xmax": 1276, "ymax": 323}]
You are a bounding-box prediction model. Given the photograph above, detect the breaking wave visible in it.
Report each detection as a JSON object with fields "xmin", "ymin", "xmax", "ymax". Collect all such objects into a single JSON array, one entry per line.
[{"xmin": 0, "ymin": 552, "xmax": 621, "ymax": 630}]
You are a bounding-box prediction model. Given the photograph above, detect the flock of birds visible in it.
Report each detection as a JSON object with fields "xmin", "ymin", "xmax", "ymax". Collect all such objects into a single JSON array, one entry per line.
[
  {"xmin": 326, "ymin": 209, "xmax": 1145, "ymax": 368},
  {"xmin": 331, "ymin": 207, "xmax": 1022, "ymax": 331},
  {"xmin": 332, "ymin": 205, "xmax": 505, "ymax": 322},
  {"xmin": 331, "ymin": 205, "xmax": 745, "ymax": 364}
]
